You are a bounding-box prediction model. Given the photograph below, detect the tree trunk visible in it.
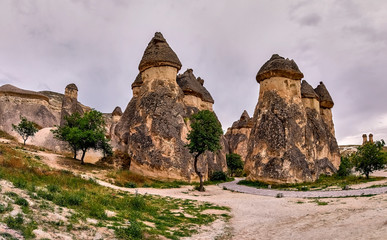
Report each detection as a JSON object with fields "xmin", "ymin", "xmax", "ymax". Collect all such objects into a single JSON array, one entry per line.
[
  {"xmin": 73, "ymin": 150, "xmax": 77, "ymax": 160},
  {"xmin": 366, "ymin": 172, "xmax": 369, "ymax": 179},
  {"xmin": 194, "ymin": 153, "xmax": 204, "ymax": 192},
  {"xmin": 81, "ymin": 149, "xmax": 86, "ymax": 165},
  {"xmin": 23, "ymin": 139, "xmax": 26, "ymax": 145}
]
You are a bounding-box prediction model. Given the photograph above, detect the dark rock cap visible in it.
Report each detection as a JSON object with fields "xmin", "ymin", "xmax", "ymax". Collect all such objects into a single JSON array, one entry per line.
[
  {"xmin": 301, "ymin": 80, "xmax": 319, "ymax": 99},
  {"xmin": 65, "ymin": 83, "xmax": 78, "ymax": 91},
  {"xmin": 112, "ymin": 106, "xmax": 123, "ymax": 116},
  {"xmin": 314, "ymin": 82, "xmax": 334, "ymax": 108},
  {"xmin": 138, "ymin": 32, "xmax": 182, "ymax": 72},
  {"xmin": 131, "ymin": 73, "xmax": 143, "ymax": 89},
  {"xmin": 256, "ymin": 54, "xmax": 304, "ymax": 83},
  {"xmin": 176, "ymin": 69, "xmax": 214, "ymax": 103}
]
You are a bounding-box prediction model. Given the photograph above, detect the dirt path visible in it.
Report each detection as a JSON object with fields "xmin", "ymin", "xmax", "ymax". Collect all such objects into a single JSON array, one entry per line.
[{"xmin": 34, "ymin": 151, "xmax": 387, "ymax": 240}]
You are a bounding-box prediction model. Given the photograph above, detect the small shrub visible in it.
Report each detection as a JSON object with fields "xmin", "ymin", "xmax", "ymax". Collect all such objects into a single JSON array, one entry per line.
[
  {"xmin": 13, "ymin": 178, "xmax": 27, "ymax": 188},
  {"xmin": 0, "ymin": 203, "xmax": 5, "ymax": 213},
  {"xmin": 297, "ymin": 186, "xmax": 310, "ymax": 191},
  {"xmin": 115, "ymin": 221, "xmax": 143, "ymax": 239},
  {"xmin": 130, "ymin": 194, "xmax": 146, "ymax": 211},
  {"xmin": 5, "ymin": 213, "xmax": 24, "ymax": 228},
  {"xmin": 47, "ymin": 184, "xmax": 61, "ymax": 193},
  {"xmin": 15, "ymin": 197, "xmax": 29, "ymax": 207},
  {"xmin": 55, "ymin": 191, "xmax": 85, "ymax": 206},
  {"xmin": 226, "ymin": 153, "xmax": 244, "ymax": 177},
  {"xmin": 124, "ymin": 182, "xmax": 137, "ymax": 188},
  {"xmin": 337, "ymin": 156, "xmax": 352, "ymax": 177},
  {"xmin": 210, "ymin": 171, "xmax": 227, "ymax": 181},
  {"xmin": 88, "ymin": 204, "xmax": 107, "ymax": 219},
  {"xmin": 276, "ymin": 193, "xmax": 284, "ymax": 198}
]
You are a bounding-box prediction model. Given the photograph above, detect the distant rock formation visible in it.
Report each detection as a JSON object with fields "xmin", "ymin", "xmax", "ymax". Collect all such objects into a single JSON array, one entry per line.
[
  {"xmin": 244, "ymin": 54, "xmax": 340, "ymax": 184},
  {"xmin": 60, "ymin": 83, "xmax": 84, "ymax": 126},
  {"xmin": 362, "ymin": 133, "xmax": 374, "ymax": 145},
  {"xmin": 0, "ymin": 84, "xmax": 58, "ymax": 133},
  {"xmin": 113, "ymin": 32, "xmax": 227, "ymax": 181},
  {"xmin": 225, "ymin": 110, "xmax": 253, "ymax": 161}
]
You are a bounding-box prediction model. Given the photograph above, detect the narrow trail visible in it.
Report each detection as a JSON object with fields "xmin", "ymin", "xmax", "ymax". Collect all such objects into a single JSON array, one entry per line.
[{"xmin": 33, "ymin": 150, "xmax": 387, "ymax": 240}]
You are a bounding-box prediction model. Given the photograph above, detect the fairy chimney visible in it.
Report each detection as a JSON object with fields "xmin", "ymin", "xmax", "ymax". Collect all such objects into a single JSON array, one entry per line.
[
  {"xmin": 112, "ymin": 106, "xmax": 123, "ymax": 123},
  {"xmin": 362, "ymin": 134, "xmax": 368, "ymax": 145},
  {"xmin": 245, "ymin": 54, "xmax": 339, "ymax": 184},
  {"xmin": 60, "ymin": 83, "xmax": 83, "ymax": 126},
  {"xmin": 301, "ymin": 80, "xmax": 320, "ymax": 112},
  {"xmin": 369, "ymin": 133, "xmax": 374, "ymax": 144},
  {"xmin": 314, "ymin": 82, "xmax": 335, "ymax": 136},
  {"xmin": 176, "ymin": 69, "xmax": 214, "ymax": 111},
  {"xmin": 131, "ymin": 73, "xmax": 143, "ymax": 98}
]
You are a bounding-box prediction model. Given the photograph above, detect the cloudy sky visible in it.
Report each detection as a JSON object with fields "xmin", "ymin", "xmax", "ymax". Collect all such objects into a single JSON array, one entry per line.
[{"xmin": 1, "ymin": 0, "xmax": 386, "ymax": 145}]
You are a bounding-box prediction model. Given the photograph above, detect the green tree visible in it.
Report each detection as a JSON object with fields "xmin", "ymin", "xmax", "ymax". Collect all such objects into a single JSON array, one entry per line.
[
  {"xmin": 12, "ymin": 116, "xmax": 38, "ymax": 145},
  {"xmin": 337, "ymin": 156, "xmax": 352, "ymax": 177},
  {"xmin": 226, "ymin": 153, "xmax": 244, "ymax": 177},
  {"xmin": 52, "ymin": 110, "xmax": 112, "ymax": 164},
  {"xmin": 186, "ymin": 110, "xmax": 223, "ymax": 191},
  {"xmin": 353, "ymin": 140, "xmax": 386, "ymax": 178}
]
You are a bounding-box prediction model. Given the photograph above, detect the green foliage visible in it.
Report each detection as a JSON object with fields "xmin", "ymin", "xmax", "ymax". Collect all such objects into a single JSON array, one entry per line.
[
  {"xmin": 186, "ymin": 110, "xmax": 223, "ymax": 155},
  {"xmin": 209, "ymin": 171, "xmax": 227, "ymax": 181},
  {"xmin": 353, "ymin": 140, "xmax": 386, "ymax": 178},
  {"xmin": 52, "ymin": 110, "xmax": 112, "ymax": 164},
  {"xmin": 186, "ymin": 110, "xmax": 223, "ymax": 192},
  {"xmin": 15, "ymin": 197, "xmax": 29, "ymax": 207},
  {"xmin": 129, "ymin": 193, "xmax": 146, "ymax": 211},
  {"xmin": 115, "ymin": 221, "xmax": 143, "ymax": 239},
  {"xmin": 226, "ymin": 153, "xmax": 244, "ymax": 177},
  {"xmin": 5, "ymin": 213, "xmax": 37, "ymax": 238},
  {"xmin": 12, "ymin": 116, "xmax": 38, "ymax": 145},
  {"xmin": 337, "ymin": 156, "xmax": 353, "ymax": 177}
]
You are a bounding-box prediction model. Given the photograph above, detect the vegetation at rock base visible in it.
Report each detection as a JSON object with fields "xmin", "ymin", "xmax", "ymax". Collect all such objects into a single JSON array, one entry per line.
[
  {"xmin": 12, "ymin": 116, "xmax": 38, "ymax": 145},
  {"xmin": 238, "ymin": 174, "xmax": 385, "ymax": 191},
  {"xmin": 0, "ymin": 141, "xmax": 229, "ymax": 239},
  {"xmin": 0, "ymin": 129, "xmax": 16, "ymax": 141},
  {"xmin": 52, "ymin": 110, "xmax": 112, "ymax": 164},
  {"xmin": 226, "ymin": 153, "xmax": 244, "ymax": 177},
  {"xmin": 352, "ymin": 140, "xmax": 386, "ymax": 178},
  {"xmin": 186, "ymin": 110, "xmax": 223, "ymax": 192}
]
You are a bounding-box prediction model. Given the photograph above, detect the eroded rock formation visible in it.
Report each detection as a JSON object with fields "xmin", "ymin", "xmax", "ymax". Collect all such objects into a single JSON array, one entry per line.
[
  {"xmin": 225, "ymin": 110, "xmax": 253, "ymax": 161},
  {"xmin": 113, "ymin": 32, "xmax": 227, "ymax": 181},
  {"xmin": 60, "ymin": 83, "xmax": 84, "ymax": 126},
  {"xmin": 244, "ymin": 54, "xmax": 340, "ymax": 183},
  {"xmin": 0, "ymin": 84, "xmax": 58, "ymax": 132}
]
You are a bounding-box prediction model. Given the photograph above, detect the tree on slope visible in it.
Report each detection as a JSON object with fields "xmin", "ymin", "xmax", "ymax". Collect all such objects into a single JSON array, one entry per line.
[
  {"xmin": 186, "ymin": 110, "xmax": 223, "ymax": 191},
  {"xmin": 52, "ymin": 110, "xmax": 112, "ymax": 164},
  {"xmin": 353, "ymin": 139, "xmax": 386, "ymax": 178},
  {"xmin": 12, "ymin": 116, "xmax": 38, "ymax": 145}
]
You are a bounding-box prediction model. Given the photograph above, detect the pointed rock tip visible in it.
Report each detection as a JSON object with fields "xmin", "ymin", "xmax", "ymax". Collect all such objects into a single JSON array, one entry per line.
[{"xmin": 301, "ymin": 80, "xmax": 319, "ymax": 99}]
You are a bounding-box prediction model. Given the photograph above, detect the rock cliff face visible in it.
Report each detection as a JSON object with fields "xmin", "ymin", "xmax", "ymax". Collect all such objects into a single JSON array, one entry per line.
[
  {"xmin": 0, "ymin": 84, "xmax": 59, "ymax": 133},
  {"xmin": 113, "ymin": 32, "xmax": 227, "ymax": 181},
  {"xmin": 244, "ymin": 54, "xmax": 340, "ymax": 183},
  {"xmin": 225, "ymin": 110, "xmax": 253, "ymax": 161}
]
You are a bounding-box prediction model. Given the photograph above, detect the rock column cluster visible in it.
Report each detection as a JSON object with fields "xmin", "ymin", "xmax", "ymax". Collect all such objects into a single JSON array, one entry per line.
[
  {"xmin": 244, "ymin": 54, "xmax": 340, "ymax": 183},
  {"xmin": 113, "ymin": 32, "xmax": 227, "ymax": 181}
]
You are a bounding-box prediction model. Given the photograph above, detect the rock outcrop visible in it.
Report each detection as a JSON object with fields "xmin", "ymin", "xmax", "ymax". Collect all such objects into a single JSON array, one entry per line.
[
  {"xmin": 0, "ymin": 84, "xmax": 58, "ymax": 133},
  {"xmin": 60, "ymin": 83, "xmax": 84, "ymax": 126},
  {"xmin": 244, "ymin": 54, "xmax": 340, "ymax": 184},
  {"xmin": 113, "ymin": 32, "xmax": 227, "ymax": 181},
  {"xmin": 225, "ymin": 110, "xmax": 253, "ymax": 161}
]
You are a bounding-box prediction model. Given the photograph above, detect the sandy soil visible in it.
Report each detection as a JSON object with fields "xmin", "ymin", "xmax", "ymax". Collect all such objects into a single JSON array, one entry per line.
[{"xmin": 31, "ymin": 149, "xmax": 387, "ymax": 240}]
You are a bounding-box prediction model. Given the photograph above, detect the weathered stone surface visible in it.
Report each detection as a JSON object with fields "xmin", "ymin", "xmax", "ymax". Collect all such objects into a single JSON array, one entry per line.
[
  {"xmin": 112, "ymin": 33, "xmax": 227, "ymax": 181},
  {"xmin": 314, "ymin": 81, "xmax": 334, "ymax": 109},
  {"xmin": 225, "ymin": 110, "xmax": 253, "ymax": 161},
  {"xmin": 0, "ymin": 84, "xmax": 58, "ymax": 133},
  {"xmin": 256, "ymin": 54, "xmax": 304, "ymax": 83},
  {"xmin": 245, "ymin": 54, "xmax": 340, "ymax": 183},
  {"xmin": 60, "ymin": 83, "xmax": 84, "ymax": 126},
  {"xmin": 138, "ymin": 32, "xmax": 182, "ymax": 72},
  {"xmin": 177, "ymin": 69, "xmax": 214, "ymax": 111}
]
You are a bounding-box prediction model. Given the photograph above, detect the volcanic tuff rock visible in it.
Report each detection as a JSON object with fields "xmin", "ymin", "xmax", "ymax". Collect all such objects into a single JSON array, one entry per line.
[
  {"xmin": 113, "ymin": 32, "xmax": 227, "ymax": 181},
  {"xmin": 225, "ymin": 110, "xmax": 253, "ymax": 161},
  {"xmin": 244, "ymin": 54, "xmax": 340, "ymax": 183},
  {"xmin": 60, "ymin": 83, "xmax": 84, "ymax": 126},
  {"xmin": 0, "ymin": 84, "xmax": 58, "ymax": 133}
]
